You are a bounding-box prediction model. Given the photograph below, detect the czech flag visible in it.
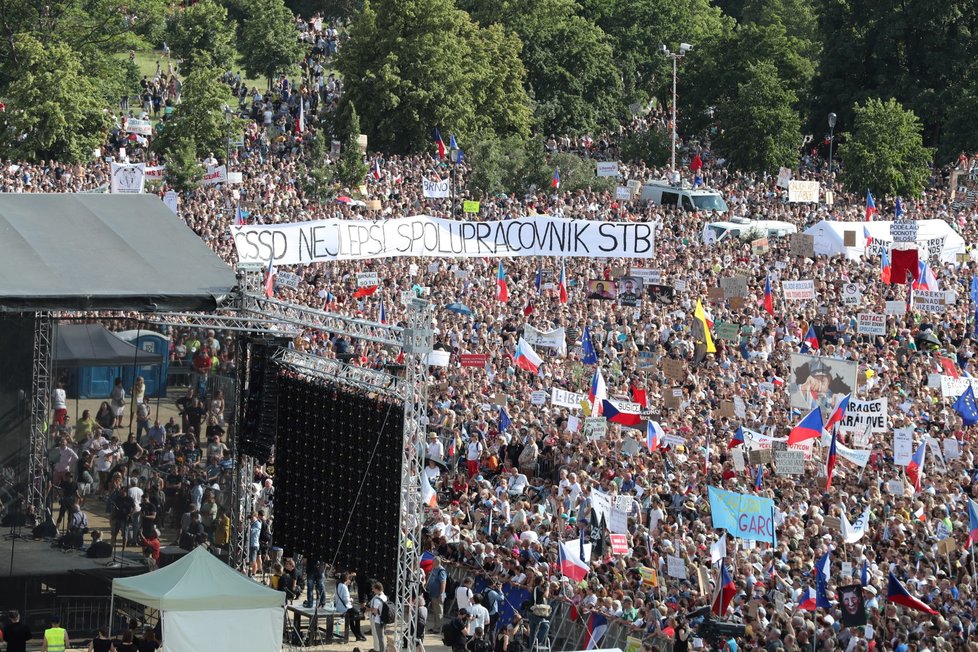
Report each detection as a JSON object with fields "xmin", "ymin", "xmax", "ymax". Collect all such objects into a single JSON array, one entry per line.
[
  {"xmin": 372, "ymin": 158, "xmax": 382, "ymax": 180},
  {"xmin": 797, "ymin": 586, "xmax": 818, "ymax": 612},
  {"xmin": 647, "ymin": 421, "xmax": 664, "ymax": 452},
  {"xmin": 234, "ymin": 204, "xmax": 246, "ymax": 226},
  {"xmin": 496, "ymin": 260, "xmax": 509, "ymax": 303},
  {"xmin": 881, "ymin": 246, "xmax": 892, "ymax": 284},
  {"xmin": 863, "ymin": 225, "xmax": 873, "ymax": 248},
  {"xmin": 377, "ymin": 299, "xmax": 387, "ymax": 325},
  {"xmin": 434, "ymin": 128, "xmax": 446, "ymax": 160},
  {"xmin": 559, "ymin": 260, "xmax": 569, "ymax": 304},
  {"xmin": 589, "ymin": 367, "xmax": 607, "ymax": 414},
  {"xmin": 552, "ymin": 167, "xmax": 561, "ymax": 189},
  {"xmin": 824, "ymin": 393, "xmax": 851, "ymax": 431},
  {"xmin": 754, "ymin": 464, "xmax": 763, "ymax": 491},
  {"xmin": 825, "ymin": 428, "xmax": 838, "ymax": 489},
  {"xmin": 906, "ymin": 442, "xmax": 926, "ymax": 491},
  {"xmin": 353, "ymin": 285, "xmax": 379, "ymax": 299},
  {"xmin": 728, "ymin": 426, "xmax": 745, "ymax": 449},
  {"xmin": 711, "ymin": 559, "xmax": 736, "ymax": 617},
  {"xmin": 801, "ymin": 326, "xmax": 819, "ymax": 352},
  {"xmin": 763, "ymin": 274, "xmax": 774, "ymax": 315},
  {"xmin": 263, "ymin": 256, "xmax": 276, "ymax": 298},
  {"xmin": 449, "ymin": 134, "xmax": 460, "ymax": 162},
  {"xmin": 887, "ymin": 571, "xmax": 938, "ymax": 615},
  {"xmin": 514, "ymin": 337, "xmax": 543, "ymax": 374},
  {"xmin": 601, "ymin": 399, "xmax": 642, "ymax": 427},
  {"xmin": 420, "ymin": 550, "xmax": 436, "ymax": 575},
  {"xmin": 559, "ymin": 540, "xmax": 591, "ymax": 582},
  {"xmin": 421, "ymin": 476, "xmax": 438, "ymax": 508},
  {"xmin": 913, "ymin": 260, "xmax": 939, "ymax": 291},
  {"xmin": 967, "ymin": 498, "xmax": 978, "ymax": 546},
  {"xmin": 787, "ymin": 406, "xmax": 824, "ymax": 445},
  {"xmin": 580, "ymin": 612, "xmax": 608, "ymax": 650},
  {"xmin": 865, "ymin": 190, "xmax": 877, "ymax": 221}
]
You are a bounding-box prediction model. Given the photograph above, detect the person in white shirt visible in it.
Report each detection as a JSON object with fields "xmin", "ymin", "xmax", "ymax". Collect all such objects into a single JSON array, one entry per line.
[
  {"xmin": 508, "ymin": 470, "xmax": 529, "ymax": 496},
  {"xmin": 467, "ymin": 595, "xmax": 490, "ymax": 635},
  {"xmin": 367, "ymin": 581, "xmax": 389, "ymax": 652},
  {"xmin": 51, "ymin": 382, "xmax": 68, "ymax": 427},
  {"xmin": 455, "ymin": 577, "xmax": 474, "ymax": 613},
  {"xmin": 127, "ymin": 478, "xmax": 143, "ymax": 545},
  {"xmin": 465, "ymin": 437, "xmax": 483, "ymax": 478},
  {"xmin": 427, "ymin": 432, "xmax": 445, "ymax": 461}
]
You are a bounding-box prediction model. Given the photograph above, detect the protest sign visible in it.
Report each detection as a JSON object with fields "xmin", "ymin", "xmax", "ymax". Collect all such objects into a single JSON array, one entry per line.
[
  {"xmin": 788, "ymin": 354, "xmax": 858, "ymax": 413},
  {"xmin": 462, "ymin": 200, "xmax": 480, "ymax": 213},
  {"xmin": 276, "ymin": 271, "xmax": 301, "ymax": 289},
  {"xmin": 125, "ymin": 118, "xmax": 153, "ymax": 136},
  {"xmin": 110, "ymin": 162, "xmax": 145, "ymax": 193},
  {"xmin": 708, "ymin": 486, "xmax": 776, "ymax": 543},
  {"xmin": 838, "ymin": 398, "xmax": 887, "ymax": 433},
  {"xmin": 609, "ymin": 533, "xmax": 629, "ymax": 555},
  {"xmin": 893, "ymin": 427, "xmax": 914, "ymax": 466},
  {"xmin": 646, "ymin": 284, "xmax": 675, "ymax": 305},
  {"xmin": 584, "ymin": 417, "xmax": 608, "ymax": 440},
  {"xmin": 144, "ymin": 165, "xmax": 165, "ymax": 182},
  {"xmin": 662, "ymin": 433, "xmax": 686, "ymax": 448},
  {"xmin": 639, "ymin": 566, "xmax": 658, "ymax": 588},
  {"xmin": 856, "ymin": 313, "xmax": 886, "ymax": 335},
  {"xmin": 715, "ymin": 323, "xmax": 740, "ymax": 343},
  {"xmin": 774, "ymin": 449, "xmax": 805, "ymax": 475},
  {"xmin": 523, "ymin": 324, "xmax": 567, "ymax": 352},
  {"xmin": 944, "ymin": 438, "xmax": 961, "ymax": 460},
  {"xmin": 201, "ymin": 164, "xmax": 227, "ymax": 186},
  {"xmin": 629, "ymin": 268, "xmax": 661, "ymax": 284},
  {"xmin": 530, "ymin": 390, "xmax": 547, "ymax": 405},
  {"xmin": 732, "ymin": 447, "xmax": 745, "ymax": 471},
  {"xmin": 617, "ymin": 277, "xmax": 644, "ymax": 307},
  {"xmin": 460, "ymin": 354, "xmax": 488, "ymax": 367},
  {"xmin": 232, "ymin": 215, "xmax": 656, "ymax": 264},
  {"xmin": 664, "ymin": 388, "xmax": 683, "ymax": 408},
  {"xmin": 357, "ymin": 271, "xmax": 380, "ymax": 288},
  {"xmin": 422, "ymin": 177, "xmax": 451, "ymax": 198},
  {"xmin": 667, "ymin": 555, "xmax": 687, "ymax": 579},
  {"xmin": 842, "ymin": 283, "xmax": 862, "ymax": 306},
  {"xmin": 743, "ymin": 427, "xmax": 815, "ymax": 460},
  {"xmin": 428, "ymin": 350, "xmax": 451, "ymax": 367},
  {"xmin": 566, "ymin": 415, "xmax": 580, "ymax": 432},
  {"xmin": 616, "ymin": 186, "xmax": 631, "ymax": 200},
  {"xmin": 596, "ymin": 161, "xmax": 620, "ymax": 177},
  {"xmin": 836, "ymin": 442, "xmax": 871, "ymax": 467},
  {"xmin": 162, "ymin": 190, "xmax": 178, "ymax": 215},
  {"xmin": 776, "ymin": 167, "xmax": 793, "ymax": 189},
  {"xmin": 662, "ymin": 358, "xmax": 685, "ymax": 382},
  {"xmin": 789, "ymin": 233, "xmax": 815, "ymax": 257},
  {"xmin": 890, "ymin": 220, "xmax": 919, "ymax": 242},
  {"xmin": 720, "ymin": 275, "xmax": 749, "ymax": 298},
  {"xmin": 751, "ymin": 237, "xmax": 770, "ymax": 255},
  {"xmin": 788, "ymin": 180, "xmax": 820, "ymax": 203},
  {"xmin": 940, "ymin": 376, "xmax": 978, "ymax": 398},
  {"xmin": 637, "ymin": 351, "xmax": 656, "ymax": 369},
  {"xmin": 885, "ymin": 300, "xmax": 907, "ymax": 315},
  {"xmin": 782, "ymin": 280, "xmax": 816, "ymax": 300},
  {"xmin": 913, "ymin": 290, "xmax": 945, "ymax": 313},
  {"xmin": 748, "ymin": 449, "xmax": 773, "ymax": 465}
]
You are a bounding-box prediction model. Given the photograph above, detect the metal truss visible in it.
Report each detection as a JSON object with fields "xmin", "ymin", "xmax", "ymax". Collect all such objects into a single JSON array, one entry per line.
[
  {"xmin": 241, "ymin": 294, "xmax": 404, "ymax": 348},
  {"xmin": 392, "ymin": 298, "xmax": 433, "ymax": 650},
  {"xmin": 272, "ymin": 348, "xmax": 404, "ymax": 400},
  {"xmin": 27, "ymin": 312, "xmax": 52, "ymax": 519}
]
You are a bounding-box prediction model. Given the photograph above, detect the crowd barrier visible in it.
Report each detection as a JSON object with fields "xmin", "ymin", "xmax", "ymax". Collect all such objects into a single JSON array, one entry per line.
[{"xmin": 443, "ymin": 563, "xmax": 674, "ymax": 652}]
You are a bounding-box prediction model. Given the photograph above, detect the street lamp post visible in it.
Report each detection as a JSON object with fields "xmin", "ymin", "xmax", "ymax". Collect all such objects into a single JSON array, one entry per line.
[
  {"xmin": 827, "ymin": 112, "xmax": 837, "ymax": 179},
  {"xmin": 661, "ymin": 42, "xmax": 692, "ymax": 178},
  {"xmin": 223, "ymin": 105, "xmax": 233, "ymax": 165},
  {"xmin": 450, "ymin": 143, "xmax": 459, "ymax": 218}
]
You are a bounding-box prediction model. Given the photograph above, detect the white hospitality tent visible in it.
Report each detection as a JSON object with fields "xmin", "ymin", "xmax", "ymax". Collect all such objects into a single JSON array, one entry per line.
[
  {"xmin": 111, "ymin": 547, "xmax": 286, "ymax": 652},
  {"xmin": 803, "ymin": 219, "xmax": 966, "ymax": 264}
]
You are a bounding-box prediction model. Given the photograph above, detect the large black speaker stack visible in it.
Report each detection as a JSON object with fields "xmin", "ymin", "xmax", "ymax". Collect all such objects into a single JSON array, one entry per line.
[
  {"xmin": 274, "ymin": 372, "xmax": 404, "ymax": 594},
  {"xmin": 237, "ymin": 339, "xmax": 287, "ymax": 464}
]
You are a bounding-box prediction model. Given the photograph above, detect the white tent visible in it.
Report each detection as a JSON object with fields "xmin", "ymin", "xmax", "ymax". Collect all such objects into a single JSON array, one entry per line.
[
  {"xmin": 804, "ymin": 219, "xmax": 966, "ymax": 264},
  {"xmin": 111, "ymin": 547, "xmax": 286, "ymax": 652}
]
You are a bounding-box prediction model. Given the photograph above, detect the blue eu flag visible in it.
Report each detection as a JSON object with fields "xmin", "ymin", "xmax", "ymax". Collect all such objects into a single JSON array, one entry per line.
[
  {"xmin": 499, "ymin": 407, "xmax": 512, "ymax": 432},
  {"xmin": 581, "ymin": 326, "xmax": 598, "ymax": 365},
  {"xmin": 953, "ymin": 385, "xmax": 978, "ymax": 426}
]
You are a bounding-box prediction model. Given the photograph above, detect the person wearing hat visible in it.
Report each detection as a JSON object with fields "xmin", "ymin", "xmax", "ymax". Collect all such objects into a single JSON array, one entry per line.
[{"xmin": 40, "ymin": 615, "xmax": 68, "ymax": 652}]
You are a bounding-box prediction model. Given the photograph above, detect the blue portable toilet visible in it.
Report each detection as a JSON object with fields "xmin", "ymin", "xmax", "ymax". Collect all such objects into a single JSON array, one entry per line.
[
  {"xmin": 71, "ymin": 365, "xmax": 121, "ymax": 399},
  {"xmin": 116, "ymin": 330, "xmax": 170, "ymax": 398}
]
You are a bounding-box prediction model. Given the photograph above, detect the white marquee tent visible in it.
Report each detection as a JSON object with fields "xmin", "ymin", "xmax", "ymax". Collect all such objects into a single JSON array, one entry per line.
[
  {"xmin": 111, "ymin": 547, "xmax": 285, "ymax": 652},
  {"xmin": 803, "ymin": 219, "xmax": 967, "ymax": 264}
]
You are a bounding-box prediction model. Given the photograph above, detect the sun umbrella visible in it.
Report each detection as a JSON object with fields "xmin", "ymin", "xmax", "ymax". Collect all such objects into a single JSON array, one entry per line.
[{"xmin": 446, "ymin": 302, "xmax": 473, "ymax": 315}]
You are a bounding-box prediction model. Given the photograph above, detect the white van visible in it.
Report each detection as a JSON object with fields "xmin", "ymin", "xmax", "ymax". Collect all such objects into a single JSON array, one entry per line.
[
  {"xmin": 639, "ymin": 180, "xmax": 728, "ymax": 213},
  {"xmin": 704, "ymin": 216, "xmax": 797, "ymax": 242}
]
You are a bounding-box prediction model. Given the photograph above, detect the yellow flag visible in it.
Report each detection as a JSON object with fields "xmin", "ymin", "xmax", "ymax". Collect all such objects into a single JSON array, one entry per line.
[{"xmin": 693, "ymin": 299, "xmax": 716, "ymax": 353}]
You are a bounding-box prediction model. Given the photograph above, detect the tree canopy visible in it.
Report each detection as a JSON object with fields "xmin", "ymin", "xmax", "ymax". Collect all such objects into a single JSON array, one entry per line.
[
  {"xmin": 238, "ymin": 0, "xmax": 305, "ymax": 85},
  {"xmin": 165, "ymin": 0, "xmax": 237, "ymax": 75}
]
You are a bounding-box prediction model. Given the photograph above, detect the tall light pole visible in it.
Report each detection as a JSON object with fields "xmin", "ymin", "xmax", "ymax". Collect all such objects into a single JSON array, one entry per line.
[
  {"xmin": 827, "ymin": 112, "xmax": 837, "ymax": 179},
  {"xmin": 661, "ymin": 42, "xmax": 692, "ymax": 177},
  {"xmin": 449, "ymin": 141, "xmax": 460, "ymax": 218}
]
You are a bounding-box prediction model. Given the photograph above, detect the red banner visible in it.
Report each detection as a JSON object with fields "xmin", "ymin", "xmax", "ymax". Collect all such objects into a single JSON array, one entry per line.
[{"xmin": 460, "ymin": 354, "xmax": 488, "ymax": 367}]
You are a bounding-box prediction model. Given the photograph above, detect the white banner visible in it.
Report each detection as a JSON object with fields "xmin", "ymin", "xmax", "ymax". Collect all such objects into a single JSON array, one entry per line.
[
  {"xmin": 840, "ymin": 506, "xmax": 871, "ymax": 543},
  {"xmin": 276, "ymin": 271, "xmax": 301, "ymax": 289},
  {"xmin": 144, "ymin": 165, "xmax": 165, "ymax": 182},
  {"xmin": 162, "ymin": 190, "xmax": 178, "ymax": 215},
  {"xmin": 232, "ymin": 215, "xmax": 656, "ymax": 264},
  {"xmin": 838, "ymin": 398, "xmax": 888, "ymax": 433},
  {"xmin": 857, "ymin": 313, "xmax": 886, "ymax": 335},
  {"xmin": 552, "ymin": 388, "xmax": 588, "ymax": 409},
  {"xmin": 913, "ymin": 290, "xmax": 945, "ymax": 313},
  {"xmin": 842, "ymin": 283, "xmax": 862, "ymax": 306},
  {"xmin": 743, "ymin": 428, "xmax": 814, "ymax": 460},
  {"xmin": 893, "ymin": 427, "xmax": 914, "ymax": 466},
  {"xmin": 885, "ymin": 300, "xmax": 907, "ymax": 315},
  {"xmin": 596, "ymin": 162, "xmax": 620, "ymax": 177},
  {"xmin": 940, "ymin": 376, "xmax": 978, "ymax": 398},
  {"xmin": 422, "ymin": 177, "xmax": 451, "ymax": 198},
  {"xmin": 125, "ymin": 118, "xmax": 153, "ymax": 136},
  {"xmin": 787, "ymin": 180, "xmax": 819, "ymax": 203},
  {"xmin": 201, "ymin": 165, "xmax": 227, "ymax": 186},
  {"xmin": 523, "ymin": 324, "xmax": 567, "ymax": 354},
  {"xmin": 836, "ymin": 441, "xmax": 871, "ymax": 467},
  {"xmin": 782, "ymin": 280, "xmax": 815, "ymax": 300},
  {"xmin": 110, "ymin": 162, "xmax": 145, "ymax": 194}
]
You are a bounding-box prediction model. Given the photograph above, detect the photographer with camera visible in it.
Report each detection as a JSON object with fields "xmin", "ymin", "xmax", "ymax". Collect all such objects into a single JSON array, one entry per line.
[{"xmin": 442, "ymin": 608, "xmax": 471, "ymax": 652}]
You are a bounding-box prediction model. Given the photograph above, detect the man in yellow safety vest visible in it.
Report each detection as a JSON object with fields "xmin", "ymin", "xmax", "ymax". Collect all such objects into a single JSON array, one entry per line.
[{"xmin": 41, "ymin": 614, "xmax": 69, "ymax": 652}]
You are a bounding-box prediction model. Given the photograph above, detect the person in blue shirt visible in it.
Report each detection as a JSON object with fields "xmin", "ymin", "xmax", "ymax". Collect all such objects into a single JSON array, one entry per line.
[
  {"xmin": 248, "ymin": 512, "xmax": 262, "ymax": 576},
  {"xmin": 334, "ymin": 572, "xmax": 367, "ymax": 641},
  {"xmin": 426, "ymin": 557, "xmax": 448, "ymax": 632},
  {"xmin": 483, "ymin": 579, "xmax": 504, "ymax": 640}
]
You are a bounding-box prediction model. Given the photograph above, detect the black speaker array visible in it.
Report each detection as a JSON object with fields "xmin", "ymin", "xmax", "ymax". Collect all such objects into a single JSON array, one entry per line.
[
  {"xmin": 237, "ymin": 339, "xmax": 287, "ymax": 464},
  {"xmin": 274, "ymin": 372, "xmax": 404, "ymax": 593}
]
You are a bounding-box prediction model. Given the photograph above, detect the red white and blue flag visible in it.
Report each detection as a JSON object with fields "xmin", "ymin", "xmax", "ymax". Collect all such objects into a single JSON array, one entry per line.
[
  {"xmin": 514, "ymin": 337, "xmax": 543, "ymax": 374},
  {"xmin": 763, "ymin": 274, "xmax": 774, "ymax": 315},
  {"xmin": 863, "ymin": 225, "xmax": 873, "ymax": 248},
  {"xmin": 377, "ymin": 299, "xmax": 387, "ymax": 325},
  {"xmin": 580, "ymin": 613, "xmax": 608, "ymax": 650},
  {"xmin": 589, "ymin": 367, "xmax": 607, "ymax": 415},
  {"xmin": 865, "ymin": 190, "xmax": 877, "ymax": 221},
  {"xmin": 906, "ymin": 442, "xmax": 926, "ymax": 491},
  {"xmin": 881, "ymin": 246, "xmax": 892, "ymax": 284},
  {"xmin": 728, "ymin": 426, "xmax": 745, "ymax": 449},
  {"xmin": 801, "ymin": 326, "xmax": 819, "ymax": 352},
  {"xmin": 552, "ymin": 167, "xmax": 561, "ymax": 189},
  {"xmin": 234, "ymin": 204, "xmax": 246, "ymax": 226},
  {"xmin": 263, "ymin": 256, "xmax": 276, "ymax": 298},
  {"xmin": 559, "ymin": 260, "xmax": 569, "ymax": 304},
  {"xmin": 434, "ymin": 128, "xmax": 446, "ymax": 160},
  {"xmin": 496, "ymin": 261, "xmax": 509, "ymax": 303},
  {"xmin": 711, "ymin": 559, "xmax": 736, "ymax": 617},
  {"xmin": 797, "ymin": 586, "xmax": 818, "ymax": 612},
  {"xmin": 647, "ymin": 421, "xmax": 664, "ymax": 452},
  {"xmin": 913, "ymin": 260, "xmax": 939, "ymax": 291},
  {"xmin": 372, "ymin": 158, "xmax": 382, "ymax": 180},
  {"xmin": 967, "ymin": 498, "xmax": 978, "ymax": 546},
  {"xmin": 887, "ymin": 571, "xmax": 938, "ymax": 615},
  {"xmin": 420, "ymin": 550, "xmax": 436, "ymax": 574},
  {"xmin": 824, "ymin": 393, "xmax": 851, "ymax": 431},
  {"xmin": 559, "ymin": 539, "xmax": 591, "ymax": 582},
  {"xmin": 601, "ymin": 399, "xmax": 642, "ymax": 427},
  {"xmin": 825, "ymin": 427, "xmax": 839, "ymax": 489},
  {"xmin": 787, "ymin": 406, "xmax": 824, "ymax": 445}
]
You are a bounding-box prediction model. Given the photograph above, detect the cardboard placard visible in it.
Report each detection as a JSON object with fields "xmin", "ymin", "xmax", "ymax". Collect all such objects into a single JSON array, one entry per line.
[
  {"xmin": 664, "ymin": 388, "xmax": 683, "ymax": 408},
  {"xmin": 748, "ymin": 449, "xmax": 772, "ymax": 465},
  {"xmin": 823, "ymin": 516, "xmax": 841, "ymax": 531},
  {"xmin": 493, "ymin": 394, "xmax": 507, "ymax": 407},
  {"xmin": 530, "ymin": 390, "xmax": 547, "ymax": 405},
  {"xmin": 938, "ymin": 537, "xmax": 957, "ymax": 555},
  {"xmin": 843, "ymin": 230, "xmax": 857, "ymax": 247},
  {"xmin": 789, "ymin": 233, "xmax": 815, "ymax": 258},
  {"xmin": 708, "ymin": 287, "xmax": 725, "ymax": 300},
  {"xmin": 663, "ymin": 358, "xmax": 685, "ymax": 381},
  {"xmin": 729, "ymin": 297, "xmax": 746, "ymax": 310},
  {"xmin": 719, "ymin": 400, "xmax": 736, "ymax": 418},
  {"xmin": 365, "ymin": 199, "xmax": 382, "ymax": 210},
  {"xmin": 720, "ymin": 275, "xmax": 749, "ymax": 298}
]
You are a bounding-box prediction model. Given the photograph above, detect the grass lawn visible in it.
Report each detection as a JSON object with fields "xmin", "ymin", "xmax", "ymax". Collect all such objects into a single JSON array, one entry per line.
[{"xmin": 130, "ymin": 49, "xmax": 266, "ymax": 90}]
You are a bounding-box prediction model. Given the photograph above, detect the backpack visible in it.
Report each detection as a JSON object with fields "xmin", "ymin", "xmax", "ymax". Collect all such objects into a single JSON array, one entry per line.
[{"xmin": 380, "ymin": 598, "xmax": 395, "ymax": 625}]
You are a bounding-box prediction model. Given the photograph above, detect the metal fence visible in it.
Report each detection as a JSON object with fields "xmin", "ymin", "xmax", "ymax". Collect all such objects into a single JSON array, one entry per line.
[
  {"xmin": 443, "ymin": 564, "xmax": 674, "ymax": 652},
  {"xmin": 52, "ymin": 593, "xmax": 160, "ymax": 638}
]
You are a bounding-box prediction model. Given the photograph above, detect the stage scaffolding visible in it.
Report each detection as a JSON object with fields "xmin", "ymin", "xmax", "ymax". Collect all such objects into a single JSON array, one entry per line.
[{"xmin": 142, "ymin": 264, "xmax": 433, "ymax": 650}]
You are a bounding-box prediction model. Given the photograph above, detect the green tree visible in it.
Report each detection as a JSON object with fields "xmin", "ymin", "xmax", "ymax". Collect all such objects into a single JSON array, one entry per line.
[
  {"xmin": 0, "ymin": 35, "xmax": 110, "ymax": 162},
  {"xmin": 462, "ymin": 0, "xmax": 623, "ymax": 134},
  {"xmin": 338, "ymin": 0, "xmax": 531, "ymax": 153},
  {"xmin": 164, "ymin": 137, "xmax": 206, "ymax": 193},
  {"xmin": 153, "ymin": 66, "xmax": 240, "ymax": 159},
  {"xmin": 716, "ymin": 61, "xmax": 801, "ymax": 173},
  {"xmin": 238, "ymin": 0, "xmax": 304, "ymax": 87},
  {"xmin": 838, "ymin": 97, "xmax": 933, "ymax": 198},
  {"xmin": 332, "ymin": 105, "xmax": 370, "ymax": 187},
  {"xmin": 166, "ymin": 0, "xmax": 237, "ymax": 75},
  {"xmin": 619, "ymin": 128, "xmax": 670, "ymax": 167}
]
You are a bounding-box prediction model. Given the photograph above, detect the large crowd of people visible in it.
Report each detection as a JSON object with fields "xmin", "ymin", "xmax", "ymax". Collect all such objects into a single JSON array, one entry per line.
[{"xmin": 4, "ymin": 10, "xmax": 978, "ymax": 652}]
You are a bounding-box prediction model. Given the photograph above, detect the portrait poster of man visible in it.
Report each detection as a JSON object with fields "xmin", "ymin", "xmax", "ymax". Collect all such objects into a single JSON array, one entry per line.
[
  {"xmin": 617, "ymin": 276, "xmax": 644, "ymax": 307},
  {"xmin": 838, "ymin": 584, "xmax": 867, "ymax": 627},
  {"xmin": 646, "ymin": 284, "xmax": 675, "ymax": 305},
  {"xmin": 788, "ymin": 353, "xmax": 858, "ymax": 414},
  {"xmin": 587, "ymin": 279, "xmax": 617, "ymax": 301}
]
